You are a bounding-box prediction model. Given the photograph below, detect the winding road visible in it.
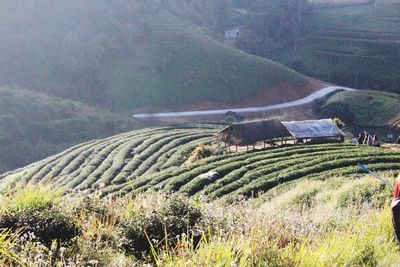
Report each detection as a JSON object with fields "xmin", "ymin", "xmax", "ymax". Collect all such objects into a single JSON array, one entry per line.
[{"xmin": 133, "ymin": 86, "xmax": 355, "ymax": 118}]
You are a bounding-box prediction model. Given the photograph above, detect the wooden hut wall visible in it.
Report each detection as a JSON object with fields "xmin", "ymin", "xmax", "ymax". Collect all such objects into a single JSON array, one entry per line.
[{"xmin": 218, "ymin": 119, "xmax": 291, "ymax": 146}]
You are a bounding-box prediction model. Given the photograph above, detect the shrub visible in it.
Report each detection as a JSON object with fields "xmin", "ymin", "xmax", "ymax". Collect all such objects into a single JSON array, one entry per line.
[
  {"xmin": 0, "ymin": 186, "xmax": 79, "ymax": 247},
  {"xmin": 336, "ymin": 182, "xmax": 389, "ymax": 209},
  {"xmin": 287, "ymin": 188, "xmax": 319, "ymax": 210},
  {"xmin": 187, "ymin": 145, "xmax": 215, "ymax": 163},
  {"xmin": 0, "ymin": 209, "xmax": 80, "ymax": 247},
  {"xmin": 332, "ymin": 117, "xmax": 346, "ymax": 129},
  {"xmin": 13, "ymin": 186, "xmax": 62, "ymax": 212},
  {"xmin": 119, "ymin": 195, "xmax": 202, "ymax": 259}
]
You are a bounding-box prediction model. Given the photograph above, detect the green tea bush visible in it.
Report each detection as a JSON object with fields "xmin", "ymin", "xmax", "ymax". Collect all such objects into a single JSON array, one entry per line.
[{"xmin": 119, "ymin": 195, "xmax": 202, "ymax": 259}]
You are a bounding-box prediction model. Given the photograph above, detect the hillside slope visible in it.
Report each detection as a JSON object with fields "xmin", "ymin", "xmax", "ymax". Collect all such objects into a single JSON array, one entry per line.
[
  {"xmin": 237, "ymin": 2, "xmax": 400, "ymax": 93},
  {"xmin": 0, "ymin": 0, "xmax": 315, "ymax": 111},
  {"xmin": 280, "ymin": 3, "xmax": 400, "ymax": 93},
  {"xmin": 2, "ymin": 127, "xmax": 400, "ymax": 200},
  {"xmin": 0, "ymin": 87, "xmax": 142, "ymax": 173},
  {"xmin": 314, "ymin": 90, "xmax": 400, "ymax": 127}
]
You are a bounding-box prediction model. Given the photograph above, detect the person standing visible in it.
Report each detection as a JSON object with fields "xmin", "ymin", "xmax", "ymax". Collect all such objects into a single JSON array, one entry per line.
[
  {"xmin": 372, "ymin": 135, "xmax": 380, "ymax": 147},
  {"xmin": 392, "ymin": 176, "xmax": 400, "ymax": 244},
  {"xmin": 363, "ymin": 132, "xmax": 369, "ymax": 145},
  {"xmin": 357, "ymin": 133, "xmax": 363, "ymax": 146}
]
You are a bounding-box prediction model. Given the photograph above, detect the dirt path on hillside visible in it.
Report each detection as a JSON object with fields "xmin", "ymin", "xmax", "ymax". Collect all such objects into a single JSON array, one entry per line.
[
  {"xmin": 133, "ymin": 86, "xmax": 355, "ymax": 118},
  {"xmin": 383, "ymin": 144, "xmax": 400, "ymax": 151}
]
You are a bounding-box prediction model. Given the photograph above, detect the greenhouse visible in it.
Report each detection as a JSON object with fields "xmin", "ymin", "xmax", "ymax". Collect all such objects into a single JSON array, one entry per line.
[
  {"xmin": 282, "ymin": 119, "xmax": 345, "ymax": 141},
  {"xmin": 218, "ymin": 118, "xmax": 345, "ymax": 149}
]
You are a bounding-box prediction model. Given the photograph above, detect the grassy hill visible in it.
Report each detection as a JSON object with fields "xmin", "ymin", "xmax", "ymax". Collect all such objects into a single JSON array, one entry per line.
[
  {"xmin": 0, "ymin": 86, "xmax": 143, "ymax": 173},
  {"xmin": 314, "ymin": 90, "xmax": 400, "ymax": 127},
  {"xmin": 277, "ymin": 3, "xmax": 400, "ymax": 93},
  {"xmin": 2, "ymin": 126, "xmax": 400, "ymax": 199},
  {"xmin": 0, "ymin": 0, "xmax": 311, "ymax": 111}
]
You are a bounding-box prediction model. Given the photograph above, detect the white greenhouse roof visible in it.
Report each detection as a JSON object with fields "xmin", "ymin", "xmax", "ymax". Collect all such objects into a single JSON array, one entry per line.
[{"xmin": 282, "ymin": 119, "xmax": 345, "ymax": 139}]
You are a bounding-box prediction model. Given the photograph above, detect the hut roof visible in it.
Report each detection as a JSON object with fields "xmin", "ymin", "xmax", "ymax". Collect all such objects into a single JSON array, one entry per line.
[
  {"xmin": 217, "ymin": 118, "xmax": 291, "ymax": 146},
  {"xmin": 388, "ymin": 114, "xmax": 400, "ymax": 128},
  {"xmin": 282, "ymin": 119, "xmax": 345, "ymax": 139}
]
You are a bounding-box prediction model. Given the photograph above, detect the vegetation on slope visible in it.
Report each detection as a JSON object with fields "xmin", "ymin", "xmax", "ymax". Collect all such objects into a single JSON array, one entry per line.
[
  {"xmin": 0, "ymin": 126, "xmax": 217, "ymax": 191},
  {"xmin": 238, "ymin": 2, "xmax": 400, "ymax": 93},
  {"xmin": 0, "ymin": 174, "xmax": 398, "ymax": 266},
  {"xmin": 289, "ymin": 3, "xmax": 400, "ymax": 92},
  {"xmin": 0, "ymin": 0, "xmax": 310, "ymax": 110},
  {"xmin": 314, "ymin": 90, "xmax": 400, "ymax": 127},
  {"xmin": 0, "ymin": 86, "xmax": 142, "ymax": 173},
  {"xmin": 3, "ymin": 126, "xmax": 400, "ymax": 201}
]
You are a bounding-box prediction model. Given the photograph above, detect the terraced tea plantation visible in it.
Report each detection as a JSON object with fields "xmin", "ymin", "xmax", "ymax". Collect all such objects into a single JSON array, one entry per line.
[
  {"xmin": 0, "ymin": 126, "xmax": 217, "ymax": 192},
  {"xmin": 1, "ymin": 126, "xmax": 400, "ymax": 200}
]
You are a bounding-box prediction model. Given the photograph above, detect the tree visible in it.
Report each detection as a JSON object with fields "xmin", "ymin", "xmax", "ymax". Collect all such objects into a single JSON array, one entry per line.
[{"xmin": 241, "ymin": 0, "xmax": 311, "ymax": 55}]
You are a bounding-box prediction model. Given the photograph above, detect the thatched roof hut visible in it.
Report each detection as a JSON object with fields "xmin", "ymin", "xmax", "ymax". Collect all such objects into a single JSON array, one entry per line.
[
  {"xmin": 217, "ymin": 119, "xmax": 291, "ymax": 146},
  {"xmin": 388, "ymin": 114, "xmax": 400, "ymax": 129}
]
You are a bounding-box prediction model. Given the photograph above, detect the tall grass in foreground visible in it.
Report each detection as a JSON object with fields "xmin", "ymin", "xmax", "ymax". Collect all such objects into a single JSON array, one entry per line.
[
  {"xmin": 290, "ymin": 208, "xmax": 398, "ymax": 266},
  {"xmin": 155, "ymin": 176, "xmax": 399, "ymax": 266},
  {"xmin": 0, "ymin": 175, "xmax": 398, "ymax": 266},
  {"xmin": 0, "ymin": 184, "xmax": 63, "ymax": 213},
  {"xmin": 156, "ymin": 207, "xmax": 398, "ymax": 267},
  {"xmin": 0, "ymin": 229, "xmax": 24, "ymax": 266}
]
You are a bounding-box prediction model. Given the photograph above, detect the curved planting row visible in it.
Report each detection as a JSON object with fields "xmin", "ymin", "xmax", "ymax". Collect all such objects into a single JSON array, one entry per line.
[
  {"xmin": 0, "ymin": 126, "xmax": 216, "ymax": 190},
  {"xmin": 117, "ymin": 144, "xmax": 357, "ymax": 194},
  {"xmin": 114, "ymin": 144, "xmax": 400, "ymax": 199},
  {"xmin": 2, "ymin": 128, "xmax": 399, "ymax": 201}
]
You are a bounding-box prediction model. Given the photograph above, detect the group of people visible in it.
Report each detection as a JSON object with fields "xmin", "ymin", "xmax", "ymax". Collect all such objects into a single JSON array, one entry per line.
[
  {"xmin": 352, "ymin": 132, "xmax": 381, "ymax": 147},
  {"xmin": 351, "ymin": 131, "xmax": 400, "ymax": 146}
]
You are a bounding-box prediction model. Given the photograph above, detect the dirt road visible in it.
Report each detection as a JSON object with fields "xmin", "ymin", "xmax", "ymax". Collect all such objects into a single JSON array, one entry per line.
[{"xmin": 133, "ymin": 86, "xmax": 354, "ymax": 118}]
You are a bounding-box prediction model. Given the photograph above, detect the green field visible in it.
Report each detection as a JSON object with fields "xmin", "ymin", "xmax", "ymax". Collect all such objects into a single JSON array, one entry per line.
[{"xmin": 2, "ymin": 127, "xmax": 400, "ymax": 201}]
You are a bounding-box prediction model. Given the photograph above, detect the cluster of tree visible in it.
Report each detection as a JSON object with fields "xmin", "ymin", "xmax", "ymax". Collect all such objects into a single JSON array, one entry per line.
[{"xmin": 235, "ymin": 0, "xmax": 312, "ymax": 58}]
